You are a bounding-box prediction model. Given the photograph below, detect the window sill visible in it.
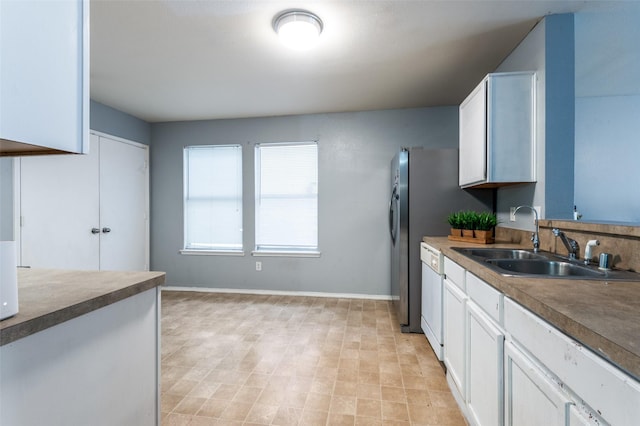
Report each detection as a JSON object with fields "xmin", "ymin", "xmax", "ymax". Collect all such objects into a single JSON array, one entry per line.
[
  {"xmin": 180, "ymin": 249, "xmax": 245, "ymax": 256},
  {"xmin": 251, "ymin": 250, "xmax": 321, "ymax": 258}
]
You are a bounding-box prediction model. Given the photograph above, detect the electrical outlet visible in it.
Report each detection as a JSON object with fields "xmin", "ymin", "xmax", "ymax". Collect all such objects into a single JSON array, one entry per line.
[
  {"xmin": 510, "ymin": 207, "xmax": 516, "ymax": 222},
  {"xmin": 255, "ymin": 261, "xmax": 262, "ymax": 271}
]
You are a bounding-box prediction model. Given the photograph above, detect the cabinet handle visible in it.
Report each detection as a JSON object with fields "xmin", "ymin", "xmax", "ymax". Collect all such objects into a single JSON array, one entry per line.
[
  {"xmin": 102, "ymin": 227, "xmax": 111, "ymax": 233},
  {"xmin": 91, "ymin": 228, "xmax": 100, "ymax": 234}
]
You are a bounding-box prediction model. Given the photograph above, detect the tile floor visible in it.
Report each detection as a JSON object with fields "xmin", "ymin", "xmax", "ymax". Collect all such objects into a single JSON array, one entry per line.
[{"xmin": 161, "ymin": 291, "xmax": 466, "ymax": 426}]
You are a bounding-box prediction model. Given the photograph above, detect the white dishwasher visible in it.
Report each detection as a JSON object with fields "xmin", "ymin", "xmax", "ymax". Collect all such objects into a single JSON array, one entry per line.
[{"xmin": 420, "ymin": 242, "xmax": 445, "ymax": 360}]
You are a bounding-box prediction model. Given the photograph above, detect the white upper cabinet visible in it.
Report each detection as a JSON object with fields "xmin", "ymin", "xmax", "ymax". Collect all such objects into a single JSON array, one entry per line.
[
  {"xmin": 459, "ymin": 72, "xmax": 535, "ymax": 188},
  {"xmin": 0, "ymin": 0, "xmax": 89, "ymax": 156}
]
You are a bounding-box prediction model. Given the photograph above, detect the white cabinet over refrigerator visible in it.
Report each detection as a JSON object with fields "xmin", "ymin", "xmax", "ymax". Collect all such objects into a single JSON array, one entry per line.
[
  {"xmin": 19, "ymin": 133, "xmax": 149, "ymax": 271},
  {"xmin": 459, "ymin": 71, "xmax": 536, "ymax": 188}
]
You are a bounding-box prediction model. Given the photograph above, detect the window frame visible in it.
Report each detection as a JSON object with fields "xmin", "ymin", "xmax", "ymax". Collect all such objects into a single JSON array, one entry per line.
[
  {"xmin": 181, "ymin": 144, "xmax": 244, "ymax": 256},
  {"xmin": 253, "ymin": 141, "xmax": 320, "ymax": 257}
]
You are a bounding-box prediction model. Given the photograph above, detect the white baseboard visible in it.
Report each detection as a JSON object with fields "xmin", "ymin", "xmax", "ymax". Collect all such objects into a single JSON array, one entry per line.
[{"xmin": 161, "ymin": 286, "xmax": 393, "ymax": 301}]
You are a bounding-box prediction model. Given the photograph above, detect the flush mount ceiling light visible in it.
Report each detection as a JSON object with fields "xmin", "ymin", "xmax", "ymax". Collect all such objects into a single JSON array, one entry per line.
[{"xmin": 273, "ymin": 9, "xmax": 323, "ymax": 50}]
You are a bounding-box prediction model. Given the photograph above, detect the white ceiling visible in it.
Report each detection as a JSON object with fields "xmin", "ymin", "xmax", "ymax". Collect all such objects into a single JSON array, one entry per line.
[{"xmin": 90, "ymin": 0, "xmax": 612, "ymax": 123}]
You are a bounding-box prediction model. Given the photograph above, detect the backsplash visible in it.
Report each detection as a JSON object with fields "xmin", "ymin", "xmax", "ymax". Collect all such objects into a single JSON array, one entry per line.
[{"xmin": 496, "ymin": 221, "xmax": 640, "ymax": 273}]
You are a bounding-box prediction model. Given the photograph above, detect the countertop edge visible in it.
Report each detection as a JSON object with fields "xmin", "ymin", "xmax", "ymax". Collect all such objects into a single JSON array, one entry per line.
[
  {"xmin": 423, "ymin": 236, "xmax": 640, "ymax": 382},
  {"xmin": 0, "ymin": 271, "xmax": 165, "ymax": 346}
]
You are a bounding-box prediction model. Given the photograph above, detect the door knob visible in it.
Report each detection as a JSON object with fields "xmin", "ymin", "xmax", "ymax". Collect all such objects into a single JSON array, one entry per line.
[
  {"xmin": 102, "ymin": 227, "xmax": 111, "ymax": 233},
  {"xmin": 91, "ymin": 228, "xmax": 100, "ymax": 234}
]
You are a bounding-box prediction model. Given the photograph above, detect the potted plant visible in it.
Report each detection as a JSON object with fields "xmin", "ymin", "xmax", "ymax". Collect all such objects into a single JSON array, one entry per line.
[
  {"xmin": 447, "ymin": 212, "xmax": 462, "ymax": 237},
  {"xmin": 475, "ymin": 212, "xmax": 498, "ymax": 240},
  {"xmin": 460, "ymin": 210, "xmax": 478, "ymax": 238}
]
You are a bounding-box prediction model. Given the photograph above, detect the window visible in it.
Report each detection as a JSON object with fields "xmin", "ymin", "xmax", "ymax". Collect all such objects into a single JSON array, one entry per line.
[
  {"xmin": 255, "ymin": 142, "xmax": 318, "ymax": 254},
  {"xmin": 183, "ymin": 145, "xmax": 243, "ymax": 252}
]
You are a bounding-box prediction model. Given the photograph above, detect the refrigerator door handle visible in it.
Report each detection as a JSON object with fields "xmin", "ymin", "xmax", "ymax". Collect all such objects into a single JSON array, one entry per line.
[{"xmin": 388, "ymin": 184, "xmax": 398, "ymax": 244}]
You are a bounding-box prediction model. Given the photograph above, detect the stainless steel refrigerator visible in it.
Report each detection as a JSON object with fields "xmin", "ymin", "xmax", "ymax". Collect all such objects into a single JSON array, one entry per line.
[{"xmin": 389, "ymin": 148, "xmax": 493, "ymax": 333}]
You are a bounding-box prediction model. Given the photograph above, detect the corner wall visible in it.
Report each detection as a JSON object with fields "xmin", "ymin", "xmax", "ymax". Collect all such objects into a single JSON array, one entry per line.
[{"xmin": 494, "ymin": 14, "xmax": 575, "ymax": 230}]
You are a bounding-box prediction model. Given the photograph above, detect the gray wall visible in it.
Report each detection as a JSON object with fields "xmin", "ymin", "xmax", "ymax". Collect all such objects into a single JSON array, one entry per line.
[
  {"xmin": 574, "ymin": 5, "xmax": 640, "ymax": 223},
  {"xmin": 90, "ymin": 100, "xmax": 151, "ymax": 145},
  {"xmin": 150, "ymin": 107, "xmax": 459, "ymax": 295},
  {"xmin": 494, "ymin": 14, "xmax": 575, "ymax": 229}
]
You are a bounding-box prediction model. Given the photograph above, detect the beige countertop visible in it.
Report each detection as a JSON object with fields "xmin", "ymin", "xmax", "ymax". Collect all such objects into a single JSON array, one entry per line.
[
  {"xmin": 0, "ymin": 269, "xmax": 165, "ymax": 346},
  {"xmin": 423, "ymin": 236, "xmax": 640, "ymax": 382}
]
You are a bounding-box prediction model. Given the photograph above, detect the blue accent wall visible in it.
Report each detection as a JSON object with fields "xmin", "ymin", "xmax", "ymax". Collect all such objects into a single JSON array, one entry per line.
[
  {"xmin": 494, "ymin": 7, "xmax": 639, "ymax": 226},
  {"xmin": 544, "ymin": 14, "xmax": 575, "ymax": 219},
  {"xmin": 573, "ymin": 4, "xmax": 640, "ymax": 223}
]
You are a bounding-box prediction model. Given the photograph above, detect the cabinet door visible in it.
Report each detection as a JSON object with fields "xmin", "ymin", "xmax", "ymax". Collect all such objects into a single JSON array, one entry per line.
[
  {"xmin": 504, "ymin": 341, "xmax": 571, "ymax": 426},
  {"xmin": 444, "ymin": 279, "xmax": 467, "ymax": 400},
  {"xmin": 467, "ymin": 301, "xmax": 505, "ymax": 426},
  {"xmin": 568, "ymin": 406, "xmax": 595, "ymax": 426},
  {"xmin": 0, "ymin": 0, "xmax": 89, "ymax": 154},
  {"xmin": 486, "ymin": 73, "xmax": 535, "ymax": 183},
  {"xmin": 459, "ymin": 79, "xmax": 487, "ymax": 186}
]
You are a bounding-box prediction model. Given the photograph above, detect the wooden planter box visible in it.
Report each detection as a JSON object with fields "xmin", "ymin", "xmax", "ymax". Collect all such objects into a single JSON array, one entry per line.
[{"xmin": 448, "ymin": 229, "xmax": 495, "ymax": 244}]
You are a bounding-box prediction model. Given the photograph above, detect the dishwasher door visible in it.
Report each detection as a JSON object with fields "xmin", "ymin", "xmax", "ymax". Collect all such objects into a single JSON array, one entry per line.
[{"xmin": 421, "ymin": 243, "xmax": 444, "ymax": 360}]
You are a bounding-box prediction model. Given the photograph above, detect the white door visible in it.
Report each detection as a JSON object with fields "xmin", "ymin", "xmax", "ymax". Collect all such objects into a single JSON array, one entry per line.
[
  {"xmin": 99, "ymin": 136, "xmax": 148, "ymax": 271},
  {"xmin": 20, "ymin": 139, "xmax": 100, "ymax": 269},
  {"xmin": 467, "ymin": 301, "xmax": 505, "ymax": 426},
  {"xmin": 504, "ymin": 341, "xmax": 571, "ymax": 426},
  {"xmin": 19, "ymin": 133, "xmax": 148, "ymax": 271}
]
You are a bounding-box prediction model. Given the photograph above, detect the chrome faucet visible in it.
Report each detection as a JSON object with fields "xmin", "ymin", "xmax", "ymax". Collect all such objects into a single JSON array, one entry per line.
[
  {"xmin": 552, "ymin": 228, "xmax": 579, "ymax": 260},
  {"xmin": 514, "ymin": 205, "xmax": 539, "ymax": 252}
]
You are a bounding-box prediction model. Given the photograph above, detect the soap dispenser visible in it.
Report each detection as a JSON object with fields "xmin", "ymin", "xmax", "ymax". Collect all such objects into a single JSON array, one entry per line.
[{"xmin": 573, "ymin": 205, "xmax": 582, "ymax": 221}]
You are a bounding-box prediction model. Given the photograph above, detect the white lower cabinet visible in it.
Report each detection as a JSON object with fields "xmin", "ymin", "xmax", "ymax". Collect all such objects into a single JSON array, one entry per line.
[
  {"xmin": 467, "ymin": 301, "xmax": 504, "ymax": 426},
  {"xmin": 443, "ymin": 277, "xmax": 467, "ymax": 402},
  {"xmin": 504, "ymin": 340, "xmax": 572, "ymax": 426},
  {"xmin": 442, "ymin": 257, "xmax": 640, "ymax": 426},
  {"xmin": 504, "ymin": 297, "xmax": 640, "ymax": 426}
]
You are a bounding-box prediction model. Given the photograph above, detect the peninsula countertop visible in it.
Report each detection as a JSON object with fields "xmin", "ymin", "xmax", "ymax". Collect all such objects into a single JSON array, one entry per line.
[
  {"xmin": 423, "ymin": 236, "xmax": 640, "ymax": 382},
  {"xmin": 0, "ymin": 268, "xmax": 166, "ymax": 346}
]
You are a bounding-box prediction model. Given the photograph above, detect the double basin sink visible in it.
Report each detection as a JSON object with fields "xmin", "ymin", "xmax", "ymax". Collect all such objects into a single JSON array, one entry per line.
[{"xmin": 453, "ymin": 247, "xmax": 640, "ymax": 281}]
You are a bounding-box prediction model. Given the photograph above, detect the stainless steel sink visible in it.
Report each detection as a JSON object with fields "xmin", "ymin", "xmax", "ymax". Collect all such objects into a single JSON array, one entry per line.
[
  {"xmin": 453, "ymin": 248, "xmax": 546, "ymax": 260},
  {"xmin": 486, "ymin": 259, "xmax": 605, "ymax": 278},
  {"xmin": 452, "ymin": 247, "xmax": 640, "ymax": 281}
]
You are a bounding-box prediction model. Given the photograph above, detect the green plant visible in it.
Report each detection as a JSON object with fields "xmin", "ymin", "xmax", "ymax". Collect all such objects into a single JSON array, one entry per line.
[
  {"xmin": 476, "ymin": 212, "xmax": 498, "ymax": 231},
  {"xmin": 459, "ymin": 210, "xmax": 479, "ymax": 230},
  {"xmin": 446, "ymin": 212, "xmax": 462, "ymax": 228}
]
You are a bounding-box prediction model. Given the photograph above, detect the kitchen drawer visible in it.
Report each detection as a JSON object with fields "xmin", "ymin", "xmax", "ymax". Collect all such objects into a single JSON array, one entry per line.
[
  {"xmin": 444, "ymin": 257, "xmax": 465, "ymax": 291},
  {"xmin": 466, "ymin": 272, "xmax": 502, "ymax": 325},
  {"xmin": 504, "ymin": 297, "xmax": 640, "ymax": 426}
]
